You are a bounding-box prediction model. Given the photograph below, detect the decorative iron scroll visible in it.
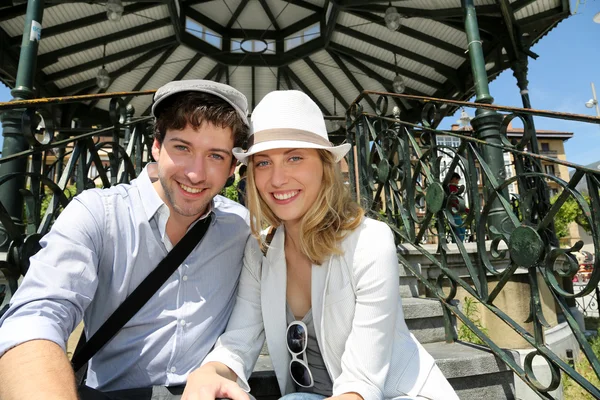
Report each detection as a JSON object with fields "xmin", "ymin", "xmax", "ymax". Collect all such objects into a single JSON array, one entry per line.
[
  {"xmin": 0, "ymin": 97, "xmax": 154, "ymax": 313},
  {"xmin": 346, "ymin": 91, "xmax": 600, "ymax": 398}
]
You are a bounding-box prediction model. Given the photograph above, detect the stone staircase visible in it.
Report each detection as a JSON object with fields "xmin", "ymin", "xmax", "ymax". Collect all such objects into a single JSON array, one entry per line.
[{"xmin": 248, "ymin": 263, "xmax": 517, "ymax": 400}]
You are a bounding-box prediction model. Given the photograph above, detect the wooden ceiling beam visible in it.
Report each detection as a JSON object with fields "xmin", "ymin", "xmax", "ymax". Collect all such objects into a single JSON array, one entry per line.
[
  {"xmin": 327, "ymin": 50, "xmax": 378, "ymax": 112},
  {"xmin": 328, "ymin": 41, "xmax": 445, "ymax": 91},
  {"xmin": 303, "ymin": 56, "xmax": 349, "ymax": 109},
  {"xmin": 38, "ymin": 18, "xmax": 171, "ymax": 68},
  {"xmin": 344, "ymin": 10, "xmax": 466, "ymax": 58},
  {"xmin": 46, "ymin": 38, "xmax": 176, "ymax": 82},
  {"xmin": 64, "ymin": 46, "xmax": 168, "ymax": 95},
  {"xmin": 9, "ymin": 2, "xmax": 159, "ymax": 46},
  {"xmin": 258, "ymin": 0, "xmax": 280, "ymax": 31},
  {"xmin": 284, "ymin": 66, "xmax": 330, "ymax": 115}
]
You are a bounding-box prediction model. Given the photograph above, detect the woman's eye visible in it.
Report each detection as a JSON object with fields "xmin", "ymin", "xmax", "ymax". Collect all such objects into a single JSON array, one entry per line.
[
  {"xmin": 289, "ymin": 156, "xmax": 302, "ymax": 162},
  {"xmin": 255, "ymin": 160, "xmax": 269, "ymax": 167}
]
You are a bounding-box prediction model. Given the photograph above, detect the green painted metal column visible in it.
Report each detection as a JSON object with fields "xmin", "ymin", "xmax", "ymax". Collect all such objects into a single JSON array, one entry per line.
[
  {"xmin": 511, "ymin": 57, "xmax": 556, "ymax": 235},
  {"xmin": 462, "ymin": 0, "xmax": 508, "ymax": 236},
  {"xmin": 0, "ymin": 0, "xmax": 45, "ymax": 248}
]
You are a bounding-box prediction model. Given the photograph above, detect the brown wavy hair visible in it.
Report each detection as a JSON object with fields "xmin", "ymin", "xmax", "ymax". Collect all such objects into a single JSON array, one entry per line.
[
  {"xmin": 246, "ymin": 149, "xmax": 364, "ymax": 264},
  {"xmin": 154, "ymin": 91, "xmax": 248, "ymax": 158}
]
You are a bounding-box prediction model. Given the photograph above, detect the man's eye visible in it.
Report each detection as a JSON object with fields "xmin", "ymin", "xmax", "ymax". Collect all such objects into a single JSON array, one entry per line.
[
  {"xmin": 211, "ymin": 154, "xmax": 225, "ymax": 160},
  {"xmin": 175, "ymin": 145, "xmax": 188, "ymax": 151}
]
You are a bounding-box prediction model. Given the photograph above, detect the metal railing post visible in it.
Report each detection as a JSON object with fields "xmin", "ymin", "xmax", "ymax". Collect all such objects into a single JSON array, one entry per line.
[
  {"xmin": 462, "ymin": 0, "xmax": 508, "ymax": 237},
  {"xmin": 0, "ymin": 0, "xmax": 45, "ymax": 249}
]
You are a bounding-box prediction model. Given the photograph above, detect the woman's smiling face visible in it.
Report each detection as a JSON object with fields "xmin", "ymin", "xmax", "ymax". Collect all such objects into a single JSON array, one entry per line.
[{"xmin": 252, "ymin": 148, "xmax": 324, "ymax": 227}]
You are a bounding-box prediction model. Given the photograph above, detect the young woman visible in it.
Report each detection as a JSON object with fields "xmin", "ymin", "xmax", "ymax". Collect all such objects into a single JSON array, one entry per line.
[{"xmin": 183, "ymin": 91, "xmax": 457, "ymax": 400}]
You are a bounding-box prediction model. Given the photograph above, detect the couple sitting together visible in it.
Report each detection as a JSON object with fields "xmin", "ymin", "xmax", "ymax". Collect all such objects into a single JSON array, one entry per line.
[{"xmin": 0, "ymin": 80, "xmax": 458, "ymax": 400}]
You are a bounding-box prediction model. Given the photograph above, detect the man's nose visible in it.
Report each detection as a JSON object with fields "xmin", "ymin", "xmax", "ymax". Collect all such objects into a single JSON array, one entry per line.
[{"xmin": 186, "ymin": 157, "xmax": 207, "ymax": 183}]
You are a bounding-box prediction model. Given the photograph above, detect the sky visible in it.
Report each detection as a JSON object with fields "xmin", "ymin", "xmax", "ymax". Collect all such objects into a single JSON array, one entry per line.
[{"xmin": 1, "ymin": 0, "xmax": 599, "ymax": 165}]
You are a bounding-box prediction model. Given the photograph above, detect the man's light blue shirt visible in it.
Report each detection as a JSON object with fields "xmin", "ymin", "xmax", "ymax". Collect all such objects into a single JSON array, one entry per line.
[{"xmin": 0, "ymin": 164, "xmax": 251, "ymax": 390}]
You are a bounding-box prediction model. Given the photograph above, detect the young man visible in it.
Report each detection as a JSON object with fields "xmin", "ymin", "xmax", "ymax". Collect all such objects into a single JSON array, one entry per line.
[{"xmin": 0, "ymin": 80, "xmax": 251, "ymax": 400}]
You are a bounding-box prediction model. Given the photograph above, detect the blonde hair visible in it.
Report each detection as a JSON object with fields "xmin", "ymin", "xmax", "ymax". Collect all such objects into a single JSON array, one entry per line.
[{"xmin": 246, "ymin": 149, "xmax": 364, "ymax": 264}]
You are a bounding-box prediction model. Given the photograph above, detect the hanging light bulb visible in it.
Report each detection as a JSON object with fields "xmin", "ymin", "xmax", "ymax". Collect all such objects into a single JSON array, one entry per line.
[
  {"xmin": 393, "ymin": 74, "xmax": 406, "ymax": 94},
  {"xmin": 384, "ymin": 2, "xmax": 401, "ymax": 31},
  {"xmin": 333, "ymin": 97, "xmax": 342, "ymax": 130},
  {"xmin": 96, "ymin": 67, "xmax": 110, "ymax": 89},
  {"xmin": 106, "ymin": 0, "xmax": 124, "ymax": 22},
  {"xmin": 96, "ymin": 43, "xmax": 110, "ymax": 89},
  {"xmin": 392, "ymin": 53, "xmax": 405, "ymax": 94}
]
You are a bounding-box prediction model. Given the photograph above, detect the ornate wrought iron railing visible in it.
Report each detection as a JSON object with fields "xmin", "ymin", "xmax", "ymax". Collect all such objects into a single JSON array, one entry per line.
[
  {"xmin": 345, "ymin": 90, "xmax": 600, "ymax": 398},
  {"xmin": 575, "ymin": 282, "xmax": 600, "ymax": 318},
  {"xmin": 0, "ymin": 94, "xmax": 155, "ymax": 315}
]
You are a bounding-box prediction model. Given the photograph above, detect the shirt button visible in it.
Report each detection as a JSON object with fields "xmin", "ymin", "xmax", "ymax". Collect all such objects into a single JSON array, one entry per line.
[
  {"xmin": 180, "ymin": 319, "xmax": 186, "ymax": 326},
  {"xmin": 182, "ymin": 275, "xmax": 188, "ymax": 281},
  {"xmin": 170, "ymin": 367, "xmax": 176, "ymax": 373}
]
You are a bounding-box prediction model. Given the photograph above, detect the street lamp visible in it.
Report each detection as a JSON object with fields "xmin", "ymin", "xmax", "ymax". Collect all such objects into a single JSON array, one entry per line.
[{"xmin": 585, "ymin": 82, "xmax": 600, "ymax": 117}]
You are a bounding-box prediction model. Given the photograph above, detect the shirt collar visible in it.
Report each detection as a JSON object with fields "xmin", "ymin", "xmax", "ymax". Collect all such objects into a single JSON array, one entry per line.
[{"xmin": 137, "ymin": 163, "xmax": 215, "ymax": 223}]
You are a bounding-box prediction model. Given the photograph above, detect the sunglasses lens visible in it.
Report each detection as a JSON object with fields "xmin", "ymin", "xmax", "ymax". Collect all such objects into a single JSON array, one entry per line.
[
  {"xmin": 290, "ymin": 360, "xmax": 312, "ymax": 387},
  {"xmin": 286, "ymin": 323, "xmax": 307, "ymax": 353}
]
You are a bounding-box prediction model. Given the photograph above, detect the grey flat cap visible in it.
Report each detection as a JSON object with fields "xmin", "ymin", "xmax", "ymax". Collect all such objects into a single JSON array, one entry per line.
[{"xmin": 151, "ymin": 79, "xmax": 249, "ymax": 126}]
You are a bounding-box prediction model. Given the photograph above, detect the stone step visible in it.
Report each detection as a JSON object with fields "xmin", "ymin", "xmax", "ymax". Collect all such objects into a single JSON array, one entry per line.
[
  {"xmin": 398, "ymin": 255, "xmax": 419, "ymax": 298},
  {"xmin": 402, "ymin": 297, "xmax": 447, "ymax": 344},
  {"xmin": 250, "ymin": 341, "xmax": 517, "ymax": 400},
  {"xmin": 424, "ymin": 341, "xmax": 517, "ymax": 400}
]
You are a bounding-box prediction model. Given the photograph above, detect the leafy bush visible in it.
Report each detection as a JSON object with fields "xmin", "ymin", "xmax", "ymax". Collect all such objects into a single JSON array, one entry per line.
[{"xmin": 457, "ymin": 296, "xmax": 489, "ymax": 346}]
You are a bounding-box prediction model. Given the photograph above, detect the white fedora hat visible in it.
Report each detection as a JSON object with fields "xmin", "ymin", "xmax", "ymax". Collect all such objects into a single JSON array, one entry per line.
[{"xmin": 232, "ymin": 90, "xmax": 350, "ymax": 165}]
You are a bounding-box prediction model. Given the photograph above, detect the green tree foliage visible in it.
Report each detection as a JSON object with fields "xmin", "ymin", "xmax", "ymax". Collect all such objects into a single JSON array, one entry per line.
[
  {"xmin": 220, "ymin": 178, "xmax": 240, "ymax": 203},
  {"xmin": 40, "ymin": 185, "xmax": 78, "ymax": 217},
  {"xmin": 551, "ymin": 194, "xmax": 592, "ymax": 239}
]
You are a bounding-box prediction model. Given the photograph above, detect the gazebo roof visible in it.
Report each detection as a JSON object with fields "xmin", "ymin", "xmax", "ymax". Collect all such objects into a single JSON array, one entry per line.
[{"xmin": 0, "ymin": 0, "xmax": 570, "ymax": 124}]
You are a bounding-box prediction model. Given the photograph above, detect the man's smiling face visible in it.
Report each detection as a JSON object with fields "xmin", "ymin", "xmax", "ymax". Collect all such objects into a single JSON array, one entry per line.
[{"xmin": 152, "ymin": 122, "xmax": 235, "ymax": 225}]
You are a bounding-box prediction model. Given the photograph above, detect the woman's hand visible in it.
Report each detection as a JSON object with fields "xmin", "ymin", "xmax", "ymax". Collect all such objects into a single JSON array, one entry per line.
[
  {"xmin": 182, "ymin": 362, "xmax": 249, "ymax": 400},
  {"xmin": 326, "ymin": 392, "xmax": 364, "ymax": 400}
]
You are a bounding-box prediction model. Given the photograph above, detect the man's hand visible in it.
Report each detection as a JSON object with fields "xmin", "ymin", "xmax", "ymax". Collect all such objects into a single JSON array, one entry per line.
[{"xmin": 182, "ymin": 362, "xmax": 249, "ymax": 400}]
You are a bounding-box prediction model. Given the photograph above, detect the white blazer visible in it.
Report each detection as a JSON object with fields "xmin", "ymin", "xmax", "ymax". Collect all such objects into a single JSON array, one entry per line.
[{"xmin": 203, "ymin": 218, "xmax": 455, "ymax": 400}]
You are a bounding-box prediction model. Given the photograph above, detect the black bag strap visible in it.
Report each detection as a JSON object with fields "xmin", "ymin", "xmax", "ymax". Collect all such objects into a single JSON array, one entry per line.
[{"xmin": 71, "ymin": 215, "xmax": 212, "ymax": 372}]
